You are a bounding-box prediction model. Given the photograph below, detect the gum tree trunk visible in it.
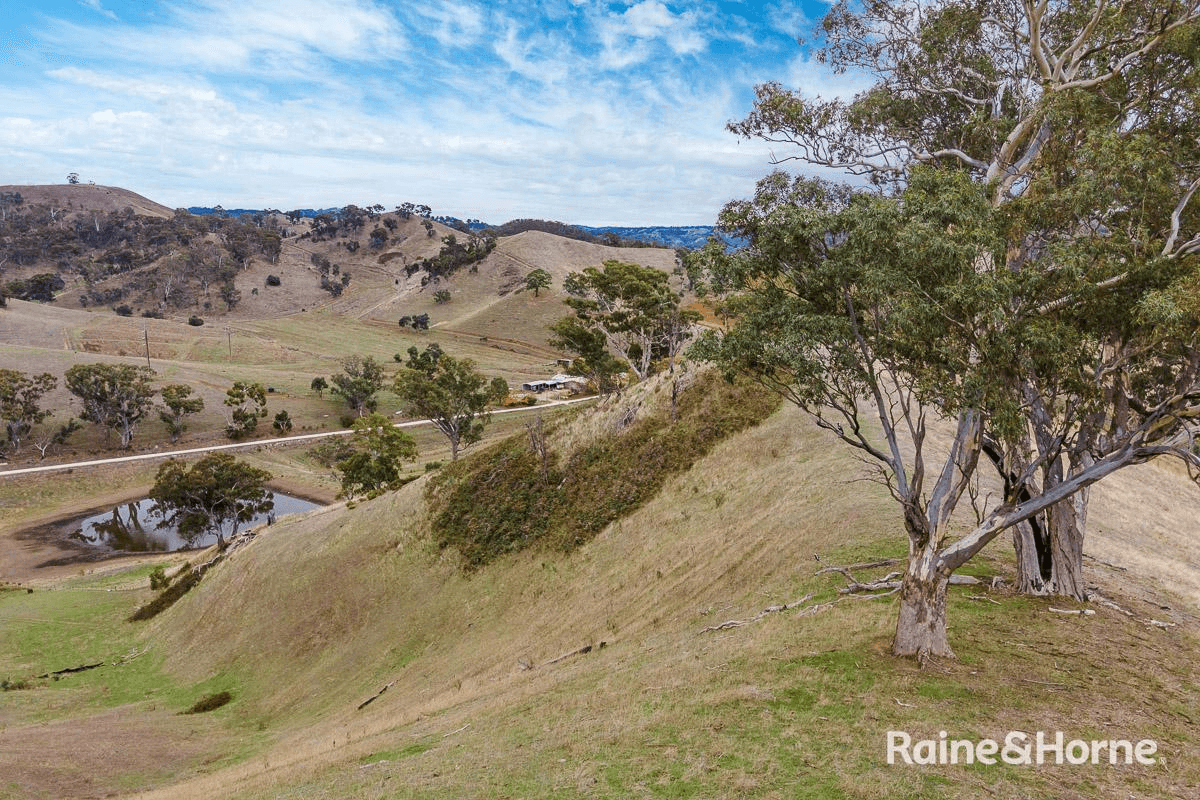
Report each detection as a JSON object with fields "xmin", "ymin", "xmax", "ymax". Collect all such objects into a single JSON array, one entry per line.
[{"xmin": 892, "ymin": 546, "xmax": 953, "ymax": 660}]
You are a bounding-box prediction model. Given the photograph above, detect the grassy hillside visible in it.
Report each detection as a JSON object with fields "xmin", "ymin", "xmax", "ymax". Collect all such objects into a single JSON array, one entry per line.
[{"xmin": 2, "ymin": 374, "xmax": 1196, "ymax": 799}]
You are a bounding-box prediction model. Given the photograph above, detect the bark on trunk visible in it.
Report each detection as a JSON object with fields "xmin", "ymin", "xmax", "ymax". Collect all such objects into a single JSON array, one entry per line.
[
  {"xmin": 892, "ymin": 548, "xmax": 953, "ymax": 661},
  {"xmin": 1012, "ymin": 517, "xmax": 1051, "ymax": 595},
  {"xmin": 1045, "ymin": 493, "xmax": 1087, "ymax": 600}
]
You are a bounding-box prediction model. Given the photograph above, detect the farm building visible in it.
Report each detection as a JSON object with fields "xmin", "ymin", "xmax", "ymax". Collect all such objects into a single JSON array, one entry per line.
[{"xmin": 520, "ymin": 373, "xmax": 586, "ymax": 392}]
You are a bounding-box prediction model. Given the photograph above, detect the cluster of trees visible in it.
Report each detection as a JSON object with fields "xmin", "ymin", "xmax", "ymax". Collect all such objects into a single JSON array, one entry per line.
[
  {"xmin": 481, "ymin": 218, "xmax": 664, "ymax": 248},
  {"xmin": 0, "ymin": 201, "xmax": 279, "ymax": 315},
  {"xmin": 551, "ymin": 260, "xmax": 699, "ymax": 405},
  {"xmin": 690, "ymin": 0, "xmax": 1200, "ymax": 660},
  {"xmin": 411, "ymin": 233, "xmax": 496, "ymax": 280},
  {"xmin": 397, "ymin": 313, "xmax": 431, "ymax": 330},
  {"xmin": 310, "ymin": 253, "xmax": 351, "ymax": 297}
]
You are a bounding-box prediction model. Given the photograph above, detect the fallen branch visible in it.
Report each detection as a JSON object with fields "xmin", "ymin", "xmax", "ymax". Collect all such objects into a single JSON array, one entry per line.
[
  {"xmin": 539, "ymin": 641, "xmax": 606, "ymax": 668},
  {"xmin": 894, "ymin": 698, "xmax": 915, "ymax": 708},
  {"xmin": 699, "ymin": 594, "xmax": 830, "ymax": 633},
  {"xmin": 1048, "ymin": 607, "xmax": 1096, "ymax": 616},
  {"xmin": 814, "ymin": 558, "xmax": 902, "ymax": 575},
  {"xmin": 442, "ymin": 723, "xmax": 470, "ymax": 738},
  {"xmin": 38, "ymin": 661, "xmax": 104, "ymax": 679},
  {"xmin": 966, "ymin": 594, "xmax": 1001, "ymax": 606},
  {"xmin": 357, "ymin": 680, "xmax": 396, "ymax": 710},
  {"xmin": 839, "ymin": 574, "xmax": 981, "ymax": 595},
  {"xmin": 1148, "ymin": 619, "xmax": 1177, "ymax": 629}
]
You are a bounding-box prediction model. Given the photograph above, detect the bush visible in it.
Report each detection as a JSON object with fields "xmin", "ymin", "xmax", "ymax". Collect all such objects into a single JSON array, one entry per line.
[
  {"xmin": 141, "ymin": 309, "xmax": 165, "ymax": 319},
  {"xmin": 183, "ymin": 691, "xmax": 232, "ymax": 714},
  {"xmin": 265, "ymin": 274, "xmax": 281, "ymax": 286},
  {"xmin": 149, "ymin": 565, "xmax": 171, "ymax": 590},
  {"xmin": 113, "ymin": 304, "xmax": 133, "ymax": 316},
  {"xmin": 130, "ymin": 567, "xmax": 202, "ymax": 621},
  {"xmin": 427, "ymin": 372, "xmax": 780, "ymax": 568},
  {"xmin": 188, "ymin": 316, "xmax": 204, "ymax": 326}
]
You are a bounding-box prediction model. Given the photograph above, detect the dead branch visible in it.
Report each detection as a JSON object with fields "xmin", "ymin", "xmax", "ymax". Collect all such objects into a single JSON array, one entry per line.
[
  {"xmin": 966, "ymin": 594, "xmax": 1001, "ymax": 605},
  {"xmin": 442, "ymin": 723, "xmax": 470, "ymax": 738},
  {"xmin": 814, "ymin": 558, "xmax": 902, "ymax": 575},
  {"xmin": 539, "ymin": 641, "xmax": 606, "ymax": 668},
  {"xmin": 38, "ymin": 661, "xmax": 105, "ymax": 678},
  {"xmin": 699, "ymin": 594, "xmax": 831, "ymax": 633},
  {"xmin": 1048, "ymin": 607, "xmax": 1096, "ymax": 616}
]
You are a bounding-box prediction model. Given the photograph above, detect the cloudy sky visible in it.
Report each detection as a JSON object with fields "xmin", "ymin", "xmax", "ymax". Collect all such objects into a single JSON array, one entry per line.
[{"xmin": 1, "ymin": 1, "xmax": 864, "ymax": 225}]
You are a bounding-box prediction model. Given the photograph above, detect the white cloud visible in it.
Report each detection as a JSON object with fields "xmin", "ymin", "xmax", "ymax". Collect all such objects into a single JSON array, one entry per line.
[{"xmin": 79, "ymin": 0, "xmax": 118, "ymax": 21}]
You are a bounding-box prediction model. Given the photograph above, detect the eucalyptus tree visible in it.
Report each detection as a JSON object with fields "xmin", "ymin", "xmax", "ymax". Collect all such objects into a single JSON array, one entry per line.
[
  {"xmin": 394, "ymin": 344, "xmax": 508, "ymax": 461},
  {"xmin": 720, "ymin": 0, "xmax": 1200, "ymax": 609},
  {"xmin": 0, "ymin": 369, "xmax": 56, "ymax": 452},
  {"xmin": 65, "ymin": 363, "xmax": 157, "ymax": 449}
]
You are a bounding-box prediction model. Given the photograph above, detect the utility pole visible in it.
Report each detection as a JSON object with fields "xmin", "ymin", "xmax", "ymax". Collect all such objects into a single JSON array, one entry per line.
[{"xmin": 143, "ymin": 327, "xmax": 151, "ymax": 368}]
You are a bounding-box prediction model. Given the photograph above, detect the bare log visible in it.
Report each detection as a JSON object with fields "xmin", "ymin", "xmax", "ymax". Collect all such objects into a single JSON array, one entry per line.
[{"xmin": 699, "ymin": 594, "xmax": 830, "ymax": 633}]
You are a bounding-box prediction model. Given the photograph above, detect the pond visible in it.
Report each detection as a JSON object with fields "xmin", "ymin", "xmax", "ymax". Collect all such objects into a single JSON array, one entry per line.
[{"xmin": 69, "ymin": 492, "xmax": 321, "ymax": 553}]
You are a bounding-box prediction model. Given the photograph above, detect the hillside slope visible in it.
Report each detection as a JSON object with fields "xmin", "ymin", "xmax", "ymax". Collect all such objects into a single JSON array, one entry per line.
[{"xmin": 113, "ymin": 381, "xmax": 1200, "ymax": 799}]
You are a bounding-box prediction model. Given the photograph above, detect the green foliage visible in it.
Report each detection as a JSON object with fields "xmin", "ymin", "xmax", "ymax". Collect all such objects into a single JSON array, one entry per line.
[
  {"xmin": 433, "ymin": 289, "xmax": 451, "ymax": 304},
  {"xmin": 224, "ymin": 380, "xmax": 267, "ymax": 440},
  {"xmin": 335, "ymin": 413, "xmax": 418, "ymax": 499},
  {"xmin": 149, "ymin": 453, "xmax": 273, "ymax": 549},
  {"xmin": 64, "ymin": 363, "xmax": 156, "ymax": 448},
  {"xmin": 427, "ymin": 372, "xmax": 780, "ymax": 567},
  {"xmin": 329, "ymin": 354, "xmax": 385, "ymax": 417},
  {"xmin": 273, "ymin": 409, "xmax": 293, "ymax": 434},
  {"xmin": 524, "ymin": 268, "xmax": 552, "ymax": 297},
  {"xmin": 158, "ymin": 383, "xmax": 204, "ymax": 443},
  {"xmin": 309, "ymin": 376, "xmax": 328, "ymax": 396},
  {"xmin": 394, "ymin": 345, "xmax": 508, "ymax": 461},
  {"xmin": 148, "ymin": 565, "xmax": 171, "ymax": 590},
  {"xmin": 129, "ymin": 566, "xmax": 202, "ymax": 621},
  {"xmin": 553, "ymin": 260, "xmax": 700, "ymax": 382},
  {"xmin": 0, "ymin": 368, "xmax": 57, "ymax": 452}
]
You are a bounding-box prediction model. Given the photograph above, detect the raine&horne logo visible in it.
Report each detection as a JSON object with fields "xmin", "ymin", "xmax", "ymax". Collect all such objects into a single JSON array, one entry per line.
[{"xmin": 886, "ymin": 730, "xmax": 1158, "ymax": 767}]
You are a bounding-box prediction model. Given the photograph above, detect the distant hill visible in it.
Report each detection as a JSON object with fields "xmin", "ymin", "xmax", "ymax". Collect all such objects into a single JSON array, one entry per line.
[{"xmin": 188, "ymin": 207, "xmax": 725, "ymax": 250}]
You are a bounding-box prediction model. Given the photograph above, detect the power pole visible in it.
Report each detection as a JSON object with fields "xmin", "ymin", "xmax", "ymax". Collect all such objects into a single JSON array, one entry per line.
[{"xmin": 144, "ymin": 327, "xmax": 151, "ymax": 368}]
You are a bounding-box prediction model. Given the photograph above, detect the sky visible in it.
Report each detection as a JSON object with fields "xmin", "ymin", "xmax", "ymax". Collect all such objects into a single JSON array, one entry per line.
[{"xmin": 0, "ymin": 0, "xmax": 868, "ymax": 226}]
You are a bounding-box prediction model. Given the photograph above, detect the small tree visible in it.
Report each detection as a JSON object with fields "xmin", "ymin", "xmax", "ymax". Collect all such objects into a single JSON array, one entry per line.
[
  {"xmin": 310, "ymin": 376, "xmax": 328, "ymax": 396},
  {"xmin": 433, "ymin": 289, "xmax": 451, "ymax": 304},
  {"xmin": 159, "ymin": 383, "xmax": 204, "ymax": 443},
  {"xmin": 336, "ymin": 412, "xmax": 418, "ymax": 498},
  {"xmin": 0, "ymin": 369, "xmax": 57, "ymax": 452},
  {"xmin": 272, "ymin": 409, "xmax": 293, "ymax": 434},
  {"xmin": 394, "ymin": 345, "xmax": 508, "ymax": 461},
  {"xmin": 224, "ymin": 381, "xmax": 267, "ymax": 440},
  {"xmin": 150, "ymin": 454, "xmax": 273, "ymax": 550},
  {"xmin": 330, "ymin": 355, "xmax": 385, "ymax": 418},
  {"xmin": 524, "ymin": 268, "xmax": 552, "ymax": 297},
  {"xmin": 64, "ymin": 363, "xmax": 156, "ymax": 448}
]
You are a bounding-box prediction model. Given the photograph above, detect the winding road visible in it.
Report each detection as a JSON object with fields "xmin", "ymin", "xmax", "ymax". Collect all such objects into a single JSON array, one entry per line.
[{"xmin": 0, "ymin": 396, "xmax": 596, "ymax": 478}]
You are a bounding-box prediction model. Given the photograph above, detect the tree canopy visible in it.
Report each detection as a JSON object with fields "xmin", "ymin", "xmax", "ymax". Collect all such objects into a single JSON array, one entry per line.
[
  {"xmin": 703, "ymin": 0, "xmax": 1200, "ymax": 660},
  {"xmin": 0, "ymin": 369, "xmax": 56, "ymax": 453},
  {"xmin": 393, "ymin": 344, "xmax": 508, "ymax": 461},
  {"xmin": 551, "ymin": 260, "xmax": 699, "ymax": 383},
  {"xmin": 330, "ymin": 355, "xmax": 385, "ymax": 418},
  {"xmin": 150, "ymin": 454, "xmax": 273, "ymax": 550},
  {"xmin": 336, "ymin": 412, "xmax": 418, "ymax": 498},
  {"xmin": 64, "ymin": 363, "xmax": 156, "ymax": 449}
]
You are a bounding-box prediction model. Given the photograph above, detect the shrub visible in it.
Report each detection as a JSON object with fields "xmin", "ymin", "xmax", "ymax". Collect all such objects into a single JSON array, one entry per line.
[
  {"xmin": 149, "ymin": 565, "xmax": 171, "ymax": 590},
  {"xmin": 427, "ymin": 372, "xmax": 780, "ymax": 568},
  {"xmin": 188, "ymin": 316, "xmax": 204, "ymax": 326},
  {"xmin": 113, "ymin": 304, "xmax": 133, "ymax": 316},
  {"xmin": 141, "ymin": 309, "xmax": 164, "ymax": 319},
  {"xmin": 265, "ymin": 274, "xmax": 281, "ymax": 286},
  {"xmin": 129, "ymin": 566, "xmax": 202, "ymax": 621},
  {"xmin": 183, "ymin": 691, "xmax": 232, "ymax": 714}
]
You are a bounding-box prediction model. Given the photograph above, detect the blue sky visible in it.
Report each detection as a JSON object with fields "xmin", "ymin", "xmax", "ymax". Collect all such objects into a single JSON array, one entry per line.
[{"xmin": 1, "ymin": 1, "xmax": 866, "ymax": 225}]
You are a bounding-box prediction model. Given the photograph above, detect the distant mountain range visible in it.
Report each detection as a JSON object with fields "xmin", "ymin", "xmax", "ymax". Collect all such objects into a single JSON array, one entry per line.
[{"xmin": 187, "ymin": 207, "xmax": 723, "ymax": 250}]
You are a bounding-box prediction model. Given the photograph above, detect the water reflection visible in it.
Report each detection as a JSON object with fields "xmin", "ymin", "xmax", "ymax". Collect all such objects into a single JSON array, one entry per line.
[{"xmin": 71, "ymin": 492, "xmax": 320, "ymax": 552}]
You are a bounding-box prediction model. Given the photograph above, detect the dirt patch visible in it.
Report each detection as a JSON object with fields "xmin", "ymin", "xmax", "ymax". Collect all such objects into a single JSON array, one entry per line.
[{"xmin": 0, "ymin": 704, "xmax": 228, "ymax": 799}]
